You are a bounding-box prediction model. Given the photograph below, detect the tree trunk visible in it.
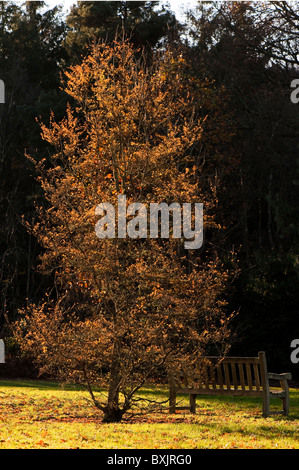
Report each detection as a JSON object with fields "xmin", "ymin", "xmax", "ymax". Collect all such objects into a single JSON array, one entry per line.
[
  {"xmin": 103, "ymin": 342, "xmax": 123, "ymax": 423},
  {"xmin": 102, "ymin": 405, "xmax": 124, "ymax": 423}
]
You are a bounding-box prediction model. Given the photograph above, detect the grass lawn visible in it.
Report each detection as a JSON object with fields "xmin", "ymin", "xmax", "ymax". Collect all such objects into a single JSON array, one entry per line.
[{"xmin": 0, "ymin": 379, "xmax": 298, "ymax": 449}]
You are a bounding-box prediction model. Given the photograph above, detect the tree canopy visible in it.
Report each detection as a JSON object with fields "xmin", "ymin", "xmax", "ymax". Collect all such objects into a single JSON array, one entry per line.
[{"xmin": 14, "ymin": 38, "xmax": 236, "ymax": 422}]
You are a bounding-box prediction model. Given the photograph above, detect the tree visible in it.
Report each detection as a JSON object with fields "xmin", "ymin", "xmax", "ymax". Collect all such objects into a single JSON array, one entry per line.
[
  {"xmin": 217, "ymin": 1, "xmax": 299, "ymax": 70},
  {"xmin": 0, "ymin": 1, "xmax": 68, "ymax": 336},
  {"xmin": 184, "ymin": 1, "xmax": 299, "ymax": 373},
  {"xmin": 64, "ymin": 1, "xmax": 178, "ymax": 60},
  {"xmin": 15, "ymin": 39, "xmax": 235, "ymax": 422}
]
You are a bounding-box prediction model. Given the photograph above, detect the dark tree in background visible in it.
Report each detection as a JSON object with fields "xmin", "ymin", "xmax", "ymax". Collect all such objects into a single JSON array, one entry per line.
[
  {"xmin": 64, "ymin": 1, "xmax": 178, "ymax": 59},
  {"xmin": 185, "ymin": 1, "xmax": 299, "ymax": 375},
  {"xmin": 0, "ymin": 1, "xmax": 67, "ymax": 337}
]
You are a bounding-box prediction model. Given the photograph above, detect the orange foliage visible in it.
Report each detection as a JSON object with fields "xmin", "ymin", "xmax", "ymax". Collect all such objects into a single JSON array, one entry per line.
[{"xmin": 15, "ymin": 39, "xmax": 236, "ymax": 423}]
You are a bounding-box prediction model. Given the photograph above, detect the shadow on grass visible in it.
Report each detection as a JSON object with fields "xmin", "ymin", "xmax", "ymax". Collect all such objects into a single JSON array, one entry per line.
[
  {"xmin": 0, "ymin": 380, "xmax": 169, "ymax": 398},
  {"xmin": 172, "ymin": 390, "xmax": 299, "ymax": 420},
  {"xmin": 0, "ymin": 379, "xmax": 298, "ymax": 420},
  {"xmin": 0, "ymin": 378, "xmax": 86, "ymax": 392}
]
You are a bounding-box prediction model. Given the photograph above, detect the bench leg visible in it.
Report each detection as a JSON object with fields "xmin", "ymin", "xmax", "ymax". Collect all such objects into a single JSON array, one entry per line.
[
  {"xmin": 190, "ymin": 394, "xmax": 197, "ymax": 414},
  {"xmin": 281, "ymin": 380, "xmax": 290, "ymax": 416},
  {"xmin": 169, "ymin": 383, "xmax": 176, "ymax": 414},
  {"xmin": 282, "ymin": 389, "xmax": 289, "ymax": 416},
  {"xmin": 282, "ymin": 396, "xmax": 289, "ymax": 416},
  {"xmin": 263, "ymin": 392, "xmax": 270, "ymax": 417}
]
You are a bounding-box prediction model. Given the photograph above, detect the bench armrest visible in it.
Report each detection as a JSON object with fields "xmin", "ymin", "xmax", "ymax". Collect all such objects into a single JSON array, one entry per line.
[{"xmin": 268, "ymin": 372, "xmax": 292, "ymax": 381}]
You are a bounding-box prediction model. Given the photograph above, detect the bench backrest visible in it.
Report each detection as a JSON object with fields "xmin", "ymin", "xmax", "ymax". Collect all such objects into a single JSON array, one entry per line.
[{"xmin": 171, "ymin": 351, "xmax": 268, "ymax": 396}]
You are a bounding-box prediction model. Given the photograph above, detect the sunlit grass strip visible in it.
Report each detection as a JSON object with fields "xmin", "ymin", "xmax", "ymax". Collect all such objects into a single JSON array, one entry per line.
[{"xmin": 0, "ymin": 380, "xmax": 298, "ymax": 449}]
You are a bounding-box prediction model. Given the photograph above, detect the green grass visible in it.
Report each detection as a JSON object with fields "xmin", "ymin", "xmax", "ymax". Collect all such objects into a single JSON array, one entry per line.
[{"xmin": 0, "ymin": 379, "xmax": 298, "ymax": 449}]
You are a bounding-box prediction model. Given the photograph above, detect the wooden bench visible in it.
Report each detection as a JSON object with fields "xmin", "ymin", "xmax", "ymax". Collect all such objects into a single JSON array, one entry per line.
[{"xmin": 169, "ymin": 351, "xmax": 292, "ymax": 417}]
